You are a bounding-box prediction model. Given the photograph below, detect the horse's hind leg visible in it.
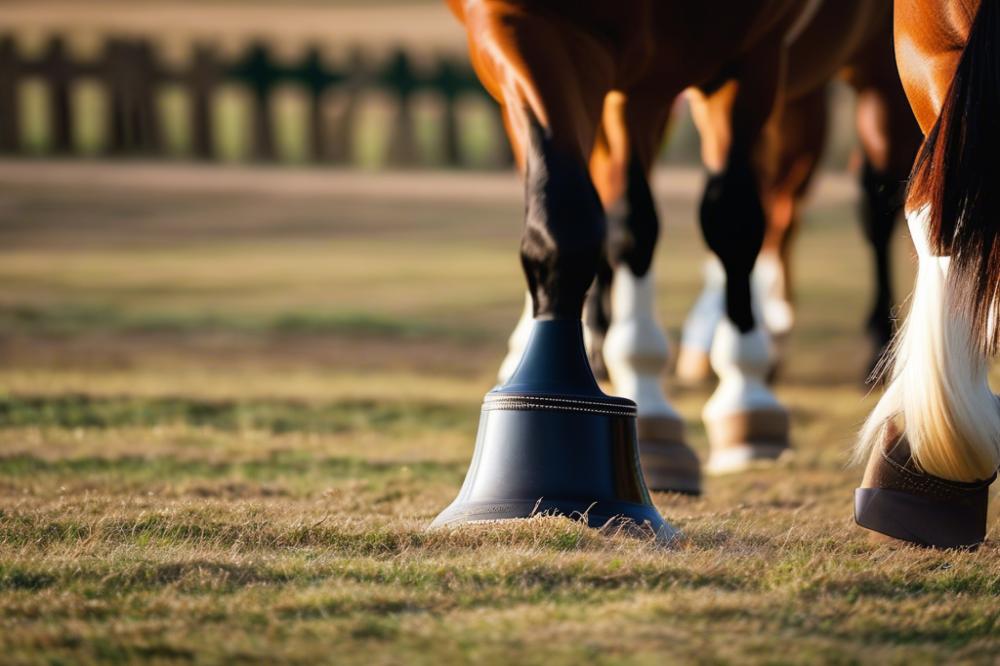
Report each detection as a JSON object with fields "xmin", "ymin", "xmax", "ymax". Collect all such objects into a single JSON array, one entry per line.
[
  {"xmin": 755, "ymin": 86, "xmax": 828, "ymax": 381},
  {"xmin": 591, "ymin": 92, "xmax": 701, "ymax": 494},
  {"xmin": 847, "ymin": 49, "xmax": 922, "ymax": 382},
  {"xmin": 688, "ymin": 44, "xmax": 791, "ymax": 474}
]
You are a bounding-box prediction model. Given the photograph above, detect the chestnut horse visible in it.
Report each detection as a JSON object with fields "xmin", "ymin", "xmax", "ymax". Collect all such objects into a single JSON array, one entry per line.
[
  {"xmin": 854, "ymin": 0, "xmax": 1000, "ymax": 548},
  {"xmin": 441, "ymin": 0, "xmax": 997, "ymax": 545}
]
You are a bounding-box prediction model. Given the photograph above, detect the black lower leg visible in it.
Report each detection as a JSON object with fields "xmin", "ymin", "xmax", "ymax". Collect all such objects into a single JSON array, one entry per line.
[
  {"xmin": 586, "ymin": 157, "xmax": 660, "ymax": 378},
  {"xmin": 607, "ymin": 156, "xmax": 660, "ymax": 276},
  {"xmin": 699, "ymin": 155, "xmax": 765, "ymax": 332},
  {"xmin": 521, "ymin": 119, "xmax": 606, "ymax": 319},
  {"xmin": 859, "ymin": 160, "xmax": 903, "ymax": 348},
  {"xmin": 584, "ymin": 258, "xmax": 612, "ymax": 379}
]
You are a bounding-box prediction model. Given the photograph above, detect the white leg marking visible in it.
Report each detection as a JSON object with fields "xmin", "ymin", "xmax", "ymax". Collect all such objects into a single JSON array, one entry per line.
[
  {"xmin": 497, "ymin": 292, "xmax": 533, "ymax": 384},
  {"xmin": 752, "ymin": 250, "xmax": 794, "ymax": 337},
  {"xmin": 703, "ymin": 320, "xmax": 780, "ymax": 420},
  {"xmin": 603, "ymin": 265, "xmax": 681, "ymax": 421},
  {"xmin": 680, "ymin": 257, "xmax": 726, "ymax": 357},
  {"xmin": 859, "ymin": 208, "xmax": 1000, "ymax": 481}
]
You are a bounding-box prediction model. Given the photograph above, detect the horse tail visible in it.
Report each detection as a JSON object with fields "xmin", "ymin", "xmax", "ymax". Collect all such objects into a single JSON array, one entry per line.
[{"xmin": 858, "ymin": 0, "xmax": 1000, "ymax": 482}]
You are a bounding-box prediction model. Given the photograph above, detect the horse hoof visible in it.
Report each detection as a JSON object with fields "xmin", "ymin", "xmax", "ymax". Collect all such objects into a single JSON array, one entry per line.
[
  {"xmin": 675, "ymin": 345, "xmax": 714, "ymax": 385},
  {"xmin": 637, "ymin": 415, "xmax": 701, "ymax": 495},
  {"xmin": 854, "ymin": 433, "xmax": 995, "ymax": 549},
  {"xmin": 704, "ymin": 408, "xmax": 790, "ymax": 474}
]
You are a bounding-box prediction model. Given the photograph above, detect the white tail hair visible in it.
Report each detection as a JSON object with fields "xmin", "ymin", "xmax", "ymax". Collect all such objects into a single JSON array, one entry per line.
[{"xmin": 857, "ymin": 208, "xmax": 1000, "ymax": 482}]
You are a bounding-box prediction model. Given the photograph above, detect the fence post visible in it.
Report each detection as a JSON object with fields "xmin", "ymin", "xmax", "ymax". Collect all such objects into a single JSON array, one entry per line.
[
  {"xmin": 0, "ymin": 37, "xmax": 19, "ymax": 153},
  {"xmin": 187, "ymin": 43, "xmax": 218, "ymax": 160},
  {"xmin": 330, "ymin": 48, "xmax": 364, "ymax": 166},
  {"xmin": 381, "ymin": 50, "xmax": 419, "ymax": 166},
  {"xmin": 103, "ymin": 38, "xmax": 161, "ymax": 155},
  {"xmin": 104, "ymin": 38, "xmax": 128, "ymax": 155},
  {"xmin": 433, "ymin": 58, "xmax": 462, "ymax": 167},
  {"xmin": 232, "ymin": 41, "xmax": 281, "ymax": 162},
  {"xmin": 133, "ymin": 40, "xmax": 161, "ymax": 154},
  {"xmin": 40, "ymin": 36, "xmax": 73, "ymax": 154},
  {"xmin": 299, "ymin": 46, "xmax": 340, "ymax": 163}
]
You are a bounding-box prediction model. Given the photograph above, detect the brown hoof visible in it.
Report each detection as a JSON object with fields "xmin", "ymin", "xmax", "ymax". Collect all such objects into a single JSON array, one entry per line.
[
  {"xmin": 675, "ymin": 345, "xmax": 714, "ymax": 385},
  {"xmin": 855, "ymin": 433, "xmax": 996, "ymax": 549},
  {"xmin": 637, "ymin": 415, "xmax": 701, "ymax": 495},
  {"xmin": 705, "ymin": 408, "xmax": 790, "ymax": 474}
]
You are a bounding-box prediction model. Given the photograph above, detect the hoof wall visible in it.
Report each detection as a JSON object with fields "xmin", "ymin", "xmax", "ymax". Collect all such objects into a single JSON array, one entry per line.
[
  {"xmin": 640, "ymin": 440, "xmax": 702, "ymax": 495},
  {"xmin": 706, "ymin": 443, "xmax": 790, "ymax": 475},
  {"xmin": 854, "ymin": 435, "xmax": 994, "ymax": 549},
  {"xmin": 637, "ymin": 416, "xmax": 701, "ymax": 495},
  {"xmin": 705, "ymin": 409, "xmax": 790, "ymax": 474},
  {"xmin": 854, "ymin": 487, "xmax": 988, "ymax": 550}
]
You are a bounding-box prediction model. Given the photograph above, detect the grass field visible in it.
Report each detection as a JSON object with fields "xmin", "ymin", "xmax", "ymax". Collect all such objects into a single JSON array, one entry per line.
[{"xmin": 1, "ymin": 162, "xmax": 999, "ymax": 665}]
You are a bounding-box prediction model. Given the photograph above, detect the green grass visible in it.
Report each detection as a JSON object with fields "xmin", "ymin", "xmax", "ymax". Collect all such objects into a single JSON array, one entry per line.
[
  {"xmin": 0, "ymin": 394, "xmax": 474, "ymax": 434},
  {"xmin": 0, "ymin": 303, "xmax": 488, "ymax": 340},
  {"xmin": 0, "ymin": 168, "xmax": 998, "ymax": 665}
]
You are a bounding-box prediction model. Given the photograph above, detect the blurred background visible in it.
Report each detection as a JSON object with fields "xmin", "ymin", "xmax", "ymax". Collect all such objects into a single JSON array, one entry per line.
[{"xmin": 0, "ymin": 0, "xmax": 864, "ymax": 168}]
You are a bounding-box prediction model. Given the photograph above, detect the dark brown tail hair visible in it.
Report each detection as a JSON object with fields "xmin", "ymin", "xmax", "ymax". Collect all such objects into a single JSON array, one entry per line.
[{"xmin": 907, "ymin": 0, "xmax": 1000, "ymax": 356}]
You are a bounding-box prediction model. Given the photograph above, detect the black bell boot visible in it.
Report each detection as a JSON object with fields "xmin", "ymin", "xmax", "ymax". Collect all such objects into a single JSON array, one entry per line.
[{"xmin": 431, "ymin": 318, "xmax": 676, "ymax": 541}]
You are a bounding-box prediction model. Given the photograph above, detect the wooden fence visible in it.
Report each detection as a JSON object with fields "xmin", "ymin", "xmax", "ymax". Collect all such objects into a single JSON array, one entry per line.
[{"xmin": 0, "ymin": 34, "xmax": 513, "ymax": 168}]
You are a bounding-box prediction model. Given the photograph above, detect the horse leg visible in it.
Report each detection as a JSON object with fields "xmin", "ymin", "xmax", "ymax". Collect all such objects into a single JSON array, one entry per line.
[
  {"xmin": 855, "ymin": 0, "xmax": 1000, "ymax": 549},
  {"xmin": 511, "ymin": 133, "xmax": 622, "ymax": 386},
  {"xmin": 676, "ymin": 88, "xmax": 826, "ymax": 386},
  {"xmin": 848, "ymin": 53, "xmax": 922, "ymax": 382},
  {"xmin": 483, "ymin": 15, "xmax": 615, "ymax": 385},
  {"xmin": 756, "ymin": 86, "xmax": 828, "ymax": 381},
  {"xmin": 432, "ymin": 4, "xmax": 673, "ymax": 535},
  {"xmin": 591, "ymin": 92, "xmax": 700, "ymax": 494},
  {"xmin": 500, "ymin": 273, "xmax": 612, "ymax": 387},
  {"xmin": 688, "ymin": 47, "xmax": 790, "ymax": 475},
  {"xmin": 675, "ymin": 258, "xmax": 724, "ymax": 385}
]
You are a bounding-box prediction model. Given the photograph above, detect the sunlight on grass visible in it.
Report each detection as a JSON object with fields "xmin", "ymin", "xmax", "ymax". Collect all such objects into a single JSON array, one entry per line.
[{"xmin": 0, "ymin": 171, "xmax": 998, "ymax": 664}]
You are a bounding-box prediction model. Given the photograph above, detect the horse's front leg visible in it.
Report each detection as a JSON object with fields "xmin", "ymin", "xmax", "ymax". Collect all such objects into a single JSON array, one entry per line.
[
  {"xmin": 432, "ymin": 3, "xmax": 672, "ymax": 536},
  {"xmin": 688, "ymin": 44, "xmax": 791, "ymax": 475},
  {"xmin": 590, "ymin": 92, "xmax": 701, "ymax": 495}
]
